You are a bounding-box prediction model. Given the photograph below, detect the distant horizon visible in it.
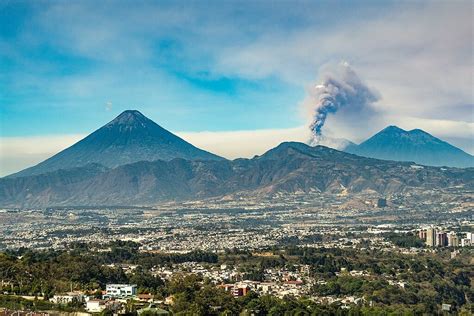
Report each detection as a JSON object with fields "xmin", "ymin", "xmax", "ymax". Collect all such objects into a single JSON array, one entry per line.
[{"xmin": 2, "ymin": 109, "xmax": 472, "ymax": 177}]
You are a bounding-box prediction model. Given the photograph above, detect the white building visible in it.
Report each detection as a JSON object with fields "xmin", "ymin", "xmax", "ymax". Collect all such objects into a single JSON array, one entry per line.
[
  {"xmin": 257, "ymin": 282, "xmax": 275, "ymax": 294},
  {"xmin": 105, "ymin": 284, "xmax": 137, "ymax": 298},
  {"xmin": 86, "ymin": 299, "xmax": 106, "ymax": 313},
  {"xmin": 466, "ymin": 232, "xmax": 473, "ymax": 243},
  {"xmin": 448, "ymin": 232, "xmax": 458, "ymax": 247},
  {"xmin": 461, "ymin": 238, "xmax": 471, "ymax": 247},
  {"xmin": 50, "ymin": 292, "xmax": 84, "ymax": 305}
]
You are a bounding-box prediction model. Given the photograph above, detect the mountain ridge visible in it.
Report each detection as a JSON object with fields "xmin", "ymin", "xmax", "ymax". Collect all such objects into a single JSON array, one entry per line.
[{"xmin": 1, "ymin": 142, "xmax": 472, "ymax": 208}]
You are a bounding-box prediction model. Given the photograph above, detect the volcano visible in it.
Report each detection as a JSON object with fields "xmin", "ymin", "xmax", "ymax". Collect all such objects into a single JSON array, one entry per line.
[
  {"xmin": 346, "ymin": 126, "xmax": 474, "ymax": 168},
  {"xmin": 7, "ymin": 110, "xmax": 224, "ymax": 178}
]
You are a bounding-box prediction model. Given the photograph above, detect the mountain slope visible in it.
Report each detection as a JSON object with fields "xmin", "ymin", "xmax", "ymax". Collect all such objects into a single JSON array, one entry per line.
[
  {"xmin": 8, "ymin": 110, "xmax": 224, "ymax": 178},
  {"xmin": 1, "ymin": 142, "xmax": 472, "ymax": 207},
  {"xmin": 346, "ymin": 126, "xmax": 474, "ymax": 168}
]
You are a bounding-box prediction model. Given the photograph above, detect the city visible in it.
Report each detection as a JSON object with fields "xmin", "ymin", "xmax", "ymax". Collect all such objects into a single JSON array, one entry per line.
[{"xmin": 0, "ymin": 190, "xmax": 472, "ymax": 314}]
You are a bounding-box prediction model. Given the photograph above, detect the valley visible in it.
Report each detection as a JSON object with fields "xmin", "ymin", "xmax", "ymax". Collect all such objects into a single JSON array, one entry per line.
[{"xmin": 1, "ymin": 187, "xmax": 471, "ymax": 251}]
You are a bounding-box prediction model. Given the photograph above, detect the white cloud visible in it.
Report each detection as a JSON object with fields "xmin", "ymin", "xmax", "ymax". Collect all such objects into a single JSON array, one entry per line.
[
  {"xmin": 212, "ymin": 2, "xmax": 473, "ymax": 139},
  {"xmin": 176, "ymin": 127, "xmax": 308, "ymax": 159},
  {"xmin": 0, "ymin": 134, "xmax": 85, "ymax": 177},
  {"xmin": 0, "ymin": 135, "xmax": 85, "ymax": 156}
]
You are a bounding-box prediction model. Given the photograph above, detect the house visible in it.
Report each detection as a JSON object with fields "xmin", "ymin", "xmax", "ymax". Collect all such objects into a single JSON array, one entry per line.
[
  {"xmin": 86, "ymin": 300, "xmax": 106, "ymax": 313},
  {"xmin": 232, "ymin": 285, "xmax": 251, "ymax": 297},
  {"xmin": 164, "ymin": 295, "xmax": 175, "ymax": 305},
  {"xmin": 284, "ymin": 280, "xmax": 303, "ymax": 288},
  {"xmin": 104, "ymin": 284, "xmax": 137, "ymax": 298},
  {"xmin": 257, "ymin": 282, "xmax": 275, "ymax": 294},
  {"xmin": 442, "ymin": 304, "xmax": 452, "ymax": 312},
  {"xmin": 50, "ymin": 292, "xmax": 84, "ymax": 305},
  {"xmin": 137, "ymin": 293, "xmax": 154, "ymax": 302}
]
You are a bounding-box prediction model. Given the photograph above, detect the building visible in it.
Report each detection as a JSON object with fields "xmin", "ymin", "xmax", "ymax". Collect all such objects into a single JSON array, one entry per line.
[
  {"xmin": 232, "ymin": 285, "xmax": 251, "ymax": 297},
  {"xmin": 164, "ymin": 295, "xmax": 175, "ymax": 305},
  {"xmin": 105, "ymin": 284, "xmax": 137, "ymax": 298},
  {"xmin": 426, "ymin": 228, "xmax": 436, "ymax": 247},
  {"xmin": 466, "ymin": 232, "xmax": 474, "ymax": 243},
  {"xmin": 86, "ymin": 299, "xmax": 106, "ymax": 313},
  {"xmin": 461, "ymin": 238, "xmax": 471, "ymax": 247},
  {"xmin": 442, "ymin": 304, "xmax": 452, "ymax": 312},
  {"xmin": 50, "ymin": 292, "xmax": 84, "ymax": 305},
  {"xmin": 448, "ymin": 232, "xmax": 458, "ymax": 247},
  {"xmin": 137, "ymin": 293, "xmax": 154, "ymax": 302},
  {"xmin": 418, "ymin": 230, "xmax": 427, "ymax": 241},
  {"xmin": 284, "ymin": 280, "xmax": 304, "ymax": 288},
  {"xmin": 435, "ymin": 231, "xmax": 447, "ymax": 247},
  {"xmin": 257, "ymin": 282, "xmax": 275, "ymax": 294}
]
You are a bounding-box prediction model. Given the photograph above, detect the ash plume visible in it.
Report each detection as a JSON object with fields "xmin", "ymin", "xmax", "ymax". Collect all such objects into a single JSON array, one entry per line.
[{"xmin": 308, "ymin": 62, "xmax": 379, "ymax": 145}]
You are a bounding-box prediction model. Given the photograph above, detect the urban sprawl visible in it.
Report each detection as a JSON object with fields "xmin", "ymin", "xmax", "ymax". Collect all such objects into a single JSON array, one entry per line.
[{"xmin": 0, "ymin": 191, "xmax": 472, "ymax": 315}]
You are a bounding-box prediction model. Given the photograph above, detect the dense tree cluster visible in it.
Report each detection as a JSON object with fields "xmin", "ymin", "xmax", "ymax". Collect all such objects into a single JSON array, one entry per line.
[
  {"xmin": 383, "ymin": 232, "xmax": 425, "ymax": 248},
  {"xmin": 0, "ymin": 242, "xmax": 472, "ymax": 314},
  {"xmin": 0, "ymin": 243, "xmax": 216, "ymax": 296}
]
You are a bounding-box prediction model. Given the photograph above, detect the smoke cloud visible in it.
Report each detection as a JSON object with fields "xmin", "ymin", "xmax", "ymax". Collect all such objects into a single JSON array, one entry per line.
[{"xmin": 308, "ymin": 62, "xmax": 380, "ymax": 145}]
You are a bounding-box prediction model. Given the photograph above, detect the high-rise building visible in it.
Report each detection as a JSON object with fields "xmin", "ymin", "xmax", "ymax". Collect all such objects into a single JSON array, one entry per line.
[
  {"xmin": 448, "ymin": 232, "xmax": 458, "ymax": 247},
  {"xmin": 466, "ymin": 232, "xmax": 474, "ymax": 243},
  {"xmin": 436, "ymin": 232, "xmax": 447, "ymax": 247},
  {"xmin": 461, "ymin": 238, "xmax": 471, "ymax": 247},
  {"xmin": 426, "ymin": 228, "xmax": 436, "ymax": 247}
]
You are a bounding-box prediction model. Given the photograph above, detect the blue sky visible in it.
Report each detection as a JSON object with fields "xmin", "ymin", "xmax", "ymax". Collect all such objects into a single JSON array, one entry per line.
[
  {"xmin": 0, "ymin": 0, "xmax": 473, "ymax": 175},
  {"xmin": 0, "ymin": 0, "xmax": 407, "ymax": 134},
  {"xmin": 1, "ymin": 0, "xmax": 317, "ymax": 135}
]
